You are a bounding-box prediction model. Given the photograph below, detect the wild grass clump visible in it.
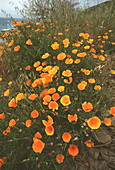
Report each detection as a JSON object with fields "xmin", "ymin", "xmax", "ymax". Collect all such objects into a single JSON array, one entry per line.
[
  {"xmin": 0, "ymin": 19, "xmax": 115, "ymax": 169},
  {"xmin": 21, "ymin": 0, "xmax": 115, "ymax": 47}
]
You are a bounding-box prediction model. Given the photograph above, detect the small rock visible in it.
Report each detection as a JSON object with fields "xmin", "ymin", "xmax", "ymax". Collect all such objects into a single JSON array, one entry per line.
[{"xmin": 95, "ymin": 127, "xmax": 111, "ymax": 144}]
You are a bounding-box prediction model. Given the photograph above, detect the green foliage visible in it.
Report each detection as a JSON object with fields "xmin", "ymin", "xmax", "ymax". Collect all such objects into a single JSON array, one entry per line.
[{"xmin": 0, "ymin": 1, "xmax": 115, "ymax": 169}]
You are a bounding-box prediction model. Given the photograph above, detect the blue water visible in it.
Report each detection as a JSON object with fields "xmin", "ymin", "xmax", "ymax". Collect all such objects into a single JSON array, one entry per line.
[{"xmin": 0, "ymin": 17, "xmax": 22, "ymax": 31}]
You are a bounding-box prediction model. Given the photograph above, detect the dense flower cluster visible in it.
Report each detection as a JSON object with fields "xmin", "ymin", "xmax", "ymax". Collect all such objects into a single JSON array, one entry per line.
[{"xmin": 0, "ymin": 20, "xmax": 114, "ymax": 169}]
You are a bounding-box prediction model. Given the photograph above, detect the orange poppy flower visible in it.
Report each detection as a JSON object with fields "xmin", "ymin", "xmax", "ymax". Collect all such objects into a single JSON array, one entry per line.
[
  {"xmin": 2, "ymin": 33, "xmax": 8, "ymax": 38},
  {"xmin": 32, "ymin": 139, "xmax": 45, "ymax": 153},
  {"xmin": 2, "ymin": 127, "xmax": 10, "ymax": 135},
  {"xmin": 72, "ymin": 49, "xmax": 78, "ymax": 54},
  {"xmin": 42, "ymin": 53, "xmax": 50, "ymax": 59},
  {"xmin": 81, "ymin": 81, "xmax": 88, "ymax": 86},
  {"xmin": 64, "ymin": 77, "xmax": 73, "ymax": 84},
  {"xmin": 36, "ymin": 22, "xmax": 41, "ymax": 26},
  {"xmin": 43, "ymin": 101, "xmax": 48, "ymax": 105},
  {"xmin": 65, "ymin": 54, "xmax": 70, "ymax": 58},
  {"xmin": 42, "ymin": 85, "xmax": 49, "ymax": 88},
  {"xmin": 58, "ymin": 32, "xmax": 63, "ymax": 35},
  {"xmin": 0, "ymin": 77, "xmax": 2, "ymax": 81},
  {"xmin": 16, "ymin": 93, "xmax": 26, "ymax": 102},
  {"xmin": 83, "ymin": 33, "xmax": 90, "ymax": 39},
  {"xmin": 60, "ymin": 95, "xmax": 71, "ymax": 106},
  {"xmin": 9, "ymin": 119, "xmax": 16, "ymax": 127},
  {"xmin": 40, "ymin": 89, "xmax": 49, "ymax": 98},
  {"xmin": 104, "ymin": 32, "xmax": 108, "ymax": 35},
  {"xmin": 26, "ymin": 79, "xmax": 32, "ymax": 86},
  {"xmin": 36, "ymin": 66, "xmax": 43, "ymax": 71},
  {"xmin": 64, "ymin": 44, "xmax": 69, "ymax": 48},
  {"xmin": 103, "ymin": 35, "xmax": 108, "ymax": 40},
  {"xmin": 98, "ymin": 55, "xmax": 105, "ymax": 61},
  {"xmin": 48, "ymin": 66, "xmax": 59, "ymax": 76},
  {"xmin": 99, "ymin": 45, "xmax": 103, "ymax": 48},
  {"xmin": 57, "ymin": 52, "xmax": 66, "ymax": 60},
  {"xmin": 65, "ymin": 58, "xmax": 73, "ymax": 64},
  {"xmin": 62, "ymin": 132, "xmax": 72, "ymax": 142},
  {"xmin": 52, "ymin": 93, "xmax": 60, "ymax": 101},
  {"xmin": 25, "ymin": 65, "xmax": 31, "ymax": 70},
  {"xmin": 42, "ymin": 115, "xmax": 54, "ymax": 127},
  {"xmin": 92, "ymin": 54, "xmax": 98, "ymax": 58},
  {"xmin": 33, "ymin": 137, "xmax": 41, "ymax": 142},
  {"xmin": 33, "ymin": 61, "xmax": 41, "ymax": 67},
  {"xmin": 73, "ymin": 42, "xmax": 81, "ymax": 47},
  {"xmin": 48, "ymin": 101, "xmax": 59, "ymax": 111},
  {"xmin": 0, "ymin": 46, "xmax": 4, "ymax": 50},
  {"xmin": 74, "ymin": 59, "xmax": 81, "ymax": 64},
  {"xmin": 51, "ymin": 42, "xmax": 59, "ymax": 50},
  {"xmin": 40, "ymin": 73, "xmax": 47, "ymax": 79},
  {"xmin": 14, "ymin": 45, "xmax": 20, "ymax": 51},
  {"xmin": 88, "ymin": 78, "xmax": 95, "ymax": 84},
  {"xmin": 4, "ymin": 89, "xmax": 10, "ymax": 96},
  {"xmin": 34, "ymin": 132, "xmax": 42, "ymax": 139},
  {"xmin": 63, "ymin": 38, "xmax": 70, "ymax": 45},
  {"xmin": 26, "ymin": 39, "xmax": 32, "ymax": 45},
  {"xmin": 109, "ymin": 107, "xmax": 115, "ymax": 116},
  {"xmin": 84, "ymin": 45, "xmax": 90, "ymax": 50},
  {"xmin": 43, "ymin": 95, "xmax": 51, "ymax": 103},
  {"xmin": 84, "ymin": 70, "xmax": 91, "ymax": 75},
  {"xmin": 42, "ymin": 62, "xmax": 47, "ymax": 66},
  {"xmin": 42, "ymin": 74, "xmax": 53, "ymax": 84},
  {"xmin": 30, "ymin": 110, "xmax": 39, "ymax": 118},
  {"xmin": 83, "ymin": 68, "xmax": 89, "ymax": 74},
  {"xmin": 85, "ymin": 140, "xmax": 94, "ymax": 147},
  {"xmin": 58, "ymin": 86, "xmax": 65, "ymax": 92},
  {"xmin": 8, "ymin": 81, "xmax": 13, "ymax": 86},
  {"xmin": 56, "ymin": 154, "xmax": 64, "ymax": 164},
  {"xmin": 8, "ymin": 40, "xmax": 14, "ymax": 47},
  {"xmin": 0, "ymin": 51, "xmax": 3, "ymax": 57},
  {"xmin": 25, "ymin": 119, "xmax": 32, "ymax": 127},
  {"xmin": 0, "ymin": 157, "xmax": 7, "ymax": 168},
  {"xmin": 94, "ymin": 85, "xmax": 102, "ymax": 90},
  {"xmin": 31, "ymin": 80, "xmax": 39, "ymax": 87},
  {"xmin": 68, "ymin": 144, "xmax": 79, "ymax": 156},
  {"xmin": 15, "ymin": 22, "xmax": 24, "ymax": 27},
  {"xmin": 82, "ymin": 101, "xmax": 93, "ymax": 112},
  {"xmin": 42, "ymin": 66, "xmax": 52, "ymax": 73},
  {"xmin": 90, "ymin": 48, "xmax": 96, "ymax": 53},
  {"xmin": 79, "ymin": 33, "xmax": 84, "ymax": 37},
  {"xmin": 110, "ymin": 70, "xmax": 115, "ymax": 74},
  {"xmin": 104, "ymin": 118, "xmax": 112, "ymax": 126},
  {"xmin": 0, "ymin": 113, "xmax": 5, "ymax": 119},
  {"xmin": 87, "ymin": 116, "xmax": 101, "ymax": 129},
  {"xmin": 32, "ymin": 78, "xmax": 42, "ymax": 87},
  {"xmin": 28, "ymin": 94, "xmax": 38, "ymax": 100},
  {"xmin": 45, "ymin": 125, "xmax": 54, "ymax": 136},
  {"xmin": 87, "ymin": 39, "xmax": 94, "ymax": 44},
  {"xmin": 77, "ymin": 52, "xmax": 87, "ymax": 58},
  {"xmin": 48, "ymin": 88, "xmax": 56, "ymax": 94},
  {"xmin": 111, "ymin": 42, "xmax": 115, "ymax": 45},
  {"xmin": 77, "ymin": 81, "xmax": 87, "ymax": 90},
  {"xmin": 68, "ymin": 114, "xmax": 78, "ymax": 122},
  {"xmin": 8, "ymin": 98, "xmax": 17, "ymax": 107},
  {"xmin": 64, "ymin": 28, "xmax": 69, "ymax": 32},
  {"xmin": 100, "ymin": 49, "xmax": 105, "ymax": 53},
  {"xmin": 62, "ymin": 70, "xmax": 72, "ymax": 77}
]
